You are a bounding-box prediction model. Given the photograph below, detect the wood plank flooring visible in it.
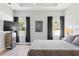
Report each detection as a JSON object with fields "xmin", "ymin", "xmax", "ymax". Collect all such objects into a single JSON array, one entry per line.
[{"xmin": 0, "ymin": 45, "xmax": 31, "ymax": 56}]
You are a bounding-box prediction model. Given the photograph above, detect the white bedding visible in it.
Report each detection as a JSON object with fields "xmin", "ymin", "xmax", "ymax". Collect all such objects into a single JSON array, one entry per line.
[{"xmin": 31, "ymin": 40, "xmax": 79, "ymax": 50}]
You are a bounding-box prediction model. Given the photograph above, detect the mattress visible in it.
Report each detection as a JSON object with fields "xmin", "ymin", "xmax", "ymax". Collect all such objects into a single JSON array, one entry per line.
[
  {"xmin": 31, "ymin": 40, "xmax": 79, "ymax": 50},
  {"xmin": 28, "ymin": 40, "xmax": 79, "ymax": 56}
]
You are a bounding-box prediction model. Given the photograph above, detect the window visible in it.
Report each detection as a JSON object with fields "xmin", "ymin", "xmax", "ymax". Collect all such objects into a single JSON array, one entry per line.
[
  {"xmin": 18, "ymin": 18, "xmax": 26, "ymax": 31},
  {"xmin": 53, "ymin": 17, "xmax": 60, "ymax": 37}
]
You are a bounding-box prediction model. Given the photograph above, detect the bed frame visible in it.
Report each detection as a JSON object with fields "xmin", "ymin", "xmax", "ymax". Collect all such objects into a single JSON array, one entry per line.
[{"xmin": 28, "ymin": 49, "xmax": 79, "ymax": 56}]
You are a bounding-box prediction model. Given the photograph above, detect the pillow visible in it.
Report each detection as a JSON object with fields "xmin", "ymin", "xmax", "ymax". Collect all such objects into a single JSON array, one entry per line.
[
  {"xmin": 65, "ymin": 35, "xmax": 75, "ymax": 43},
  {"xmin": 72, "ymin": 35, "xmax": 79, "ymax": 46}
]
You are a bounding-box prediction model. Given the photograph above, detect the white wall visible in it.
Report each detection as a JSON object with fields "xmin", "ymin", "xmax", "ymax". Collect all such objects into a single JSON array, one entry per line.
[
  {"xmin": 14, "ymin": 11, "xmax": 64, "ymax": 42},
  {"xmin": 65, "ymin": 3, "xmax": 79, "ymax": 35},
  {"xmin": 65, "ymin": 3, "xmax": 79, "ymax": 28},
  {"xmin": 0, "ymin": 19, "xmax": 4, "ymax": 50},
  {"xmin": 0, "ymin": 4, "xmax": 13, "ymax": 50},
  {"xmin": 0, "ymin": 4, "xmax": 13, "ymax": 21}
]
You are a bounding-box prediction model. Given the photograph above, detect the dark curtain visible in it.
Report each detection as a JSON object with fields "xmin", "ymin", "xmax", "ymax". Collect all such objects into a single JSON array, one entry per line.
[
  {"xmin": 14, "ymin": 17, "xmax": 19, "ymax": 42},
  {"xmin": 60, "ymin": 16, "xmax": 65, "ymax": 39},
  {"xmin": 26, "ymin": 17, "xmax": 30, "ymax": 42},
  {"xmin": 47, "ymin": 16, "xmax": 53, "ymax": 40}
]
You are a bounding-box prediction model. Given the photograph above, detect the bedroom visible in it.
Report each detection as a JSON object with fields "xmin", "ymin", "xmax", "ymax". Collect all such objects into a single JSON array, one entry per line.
[{"xmin": 0, "ymin": 3, "xmax": 79, "ymax": 56}]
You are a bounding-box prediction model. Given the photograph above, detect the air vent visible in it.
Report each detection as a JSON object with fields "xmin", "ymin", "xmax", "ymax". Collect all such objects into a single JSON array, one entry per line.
[{"xmin": 8, "ymin": 3, "xmax": 11, "ymax": 5}]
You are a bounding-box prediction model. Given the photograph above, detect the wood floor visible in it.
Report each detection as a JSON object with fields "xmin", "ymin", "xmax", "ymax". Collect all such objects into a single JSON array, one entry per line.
[{"xmin": 0, "ymin": 45, "xmax": 31, "ymax": 56}]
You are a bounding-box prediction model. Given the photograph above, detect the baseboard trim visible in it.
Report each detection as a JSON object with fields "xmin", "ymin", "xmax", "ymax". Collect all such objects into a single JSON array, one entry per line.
[{"xmin": 16, "ymin": 43, "xmax": 31, "ymax": 45}]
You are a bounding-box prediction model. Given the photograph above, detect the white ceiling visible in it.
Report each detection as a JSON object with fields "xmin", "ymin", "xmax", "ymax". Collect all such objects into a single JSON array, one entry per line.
[{"xmin": 5, "ymin": 3, "xmax": 71, "ymax": 11}]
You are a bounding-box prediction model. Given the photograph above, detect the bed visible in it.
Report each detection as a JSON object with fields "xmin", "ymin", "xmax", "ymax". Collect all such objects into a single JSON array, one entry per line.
[{"xmin": 28, "ymin": 40, "xmax": 79, "ymax": 56}]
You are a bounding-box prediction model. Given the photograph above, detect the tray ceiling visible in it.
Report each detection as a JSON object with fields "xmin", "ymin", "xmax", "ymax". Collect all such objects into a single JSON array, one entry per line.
[{"xmin": 5, "ymin": 3, "xmax": 71, "ymax": 11}]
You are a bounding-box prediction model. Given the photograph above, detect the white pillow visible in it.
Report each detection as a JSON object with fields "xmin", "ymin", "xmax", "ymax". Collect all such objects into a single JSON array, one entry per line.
[
  {"xmin": 65, "ymin": 35, "xmax": 75, "ymax": 43},
  {"xmin": 72, "ymin": 36, "xmax": 79, "ymax": 46}
]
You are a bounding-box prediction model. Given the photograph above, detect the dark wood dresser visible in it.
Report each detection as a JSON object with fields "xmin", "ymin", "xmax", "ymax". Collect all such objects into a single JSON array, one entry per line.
[{"xmin": 5, "ymin": 32, "xmax": 16, "ymax": 49}]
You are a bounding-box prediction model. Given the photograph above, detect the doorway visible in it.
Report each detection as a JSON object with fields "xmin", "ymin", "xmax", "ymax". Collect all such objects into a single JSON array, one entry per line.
[
  {"xmin": 18, "ymin": 18, "xmax": 26, "ymax": 44},
  {"xmin": 52, "ymin": 17, "xmax": 60, "ymax": 40},
  {"xmin": 47, "ymin": 16, "xmax": 64, "ymax": 40}
]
